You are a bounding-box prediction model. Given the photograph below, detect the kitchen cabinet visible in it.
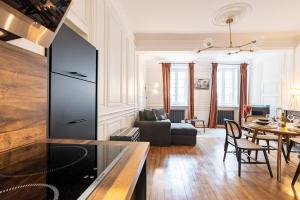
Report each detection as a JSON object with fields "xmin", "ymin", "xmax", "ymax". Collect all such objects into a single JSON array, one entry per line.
[
  {"xmin": 50, "ymin": 25, "xmax": 97, "ymax": 83},
  {"xmin": 49, "ymin": 24, "xmax": 97, "ymax": 140},
  {"xmin": 50, "ymin": 73, "xmax": 96, "ymax": 140}
]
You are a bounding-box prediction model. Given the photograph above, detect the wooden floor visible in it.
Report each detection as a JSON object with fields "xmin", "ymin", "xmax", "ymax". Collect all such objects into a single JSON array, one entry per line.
[{"xmin": 147, "ymin": 130, "xmax": 300, "ymax": 200}]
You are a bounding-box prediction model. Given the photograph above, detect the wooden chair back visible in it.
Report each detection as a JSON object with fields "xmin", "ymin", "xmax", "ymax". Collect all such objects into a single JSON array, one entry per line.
[{"xmin": 224, "ymin": 119, "xmax": 242, "ymax": 139}]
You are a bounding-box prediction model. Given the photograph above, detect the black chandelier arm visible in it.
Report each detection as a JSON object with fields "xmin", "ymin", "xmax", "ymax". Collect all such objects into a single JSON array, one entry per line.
[
  {"xmin": 239, "ymin": 49, "xmax": 254, "ymax": 52},
  {"xmin": 228, "ymin": 19, "xmax": 233, "ymax": 47},
  {"xmin": 198, "ymin": 45, "xmax": 240, "ymax": 52},
  {"xmin": 197, "ymin": 46, "xmax": 213, "ymax": 53},
  {"xmin": 227, "ymin": 48, "xmax": 254, "ymax": 55},
  {"xmin": 197, "ymin": 17, "xmax": 257, "ymax": 54},
  {"xmin": 197, "ymin": 46, "xmax": 227, "ymax": 53},
  {"xmin": 236, "ymin": 40, "xmax": 257, "ymax": 48},
  {"xmin": 197, "ymin": 41, "xmax": 256, "ymax": 53}
]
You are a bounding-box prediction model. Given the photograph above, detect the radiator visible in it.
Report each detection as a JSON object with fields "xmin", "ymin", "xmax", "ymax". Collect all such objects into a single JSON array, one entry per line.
[
  {"xmin": 169, "ymin": 109, "xmax": 185, "ymax": 123},
  {"xmin": 217, "ymin": 110, "xmax": 234, "ymax": 125}
]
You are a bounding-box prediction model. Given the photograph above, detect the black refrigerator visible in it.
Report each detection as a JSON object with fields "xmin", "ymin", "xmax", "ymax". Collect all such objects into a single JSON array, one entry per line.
[{"xmin": 48, "ymin": 24, "xmax": 97, "ymax": 140}]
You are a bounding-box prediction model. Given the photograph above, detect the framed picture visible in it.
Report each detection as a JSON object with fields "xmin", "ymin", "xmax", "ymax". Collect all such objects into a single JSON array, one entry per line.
[{"xmin": 195, "ymin": 79, "xmax": 210, "ymax": 90}]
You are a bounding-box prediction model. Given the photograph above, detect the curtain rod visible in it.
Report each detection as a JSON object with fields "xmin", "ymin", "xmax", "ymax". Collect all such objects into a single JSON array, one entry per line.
[
  {"xmin": 159, "ymin": 62, "xmax": 195, "ymax": 64},
  {"xmin": 159, "ymin": 62, "xmax": 247, "ymax": 65},
  {"xmin": 212, "ymin": 62, "xmax": 248, "ymax": 66}
]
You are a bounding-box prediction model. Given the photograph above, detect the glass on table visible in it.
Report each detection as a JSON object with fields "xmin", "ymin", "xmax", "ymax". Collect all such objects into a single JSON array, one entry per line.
[
  {"xmin": 287, "ymin": 114, "xmax": 295, "ymax": 123},
  {"xmin": 272, "ymin": 115, "xmax": 280, "ymax": 122}
]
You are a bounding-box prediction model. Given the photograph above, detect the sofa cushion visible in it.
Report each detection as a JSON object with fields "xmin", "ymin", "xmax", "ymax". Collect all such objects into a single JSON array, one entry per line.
[
  {"xmin": 171, "ymin": 123, "xmax": 197, "ymax": 136},
  {"xmin": 152, "ymin": 108, "xmax": 167, "ymax": 120},
  {"xmin": 144, "ymin": 109, "xmax": 157, "ymax": 121}
]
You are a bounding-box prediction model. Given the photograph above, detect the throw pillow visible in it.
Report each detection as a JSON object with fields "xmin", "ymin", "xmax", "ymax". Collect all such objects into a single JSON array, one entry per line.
[
  {"xmin": 144, "ymin": 110, "xmax": 157, "ymax": 121},
  {"xmin": 152, "ymin": 108, "xmax": 167, "ymax": 120}
]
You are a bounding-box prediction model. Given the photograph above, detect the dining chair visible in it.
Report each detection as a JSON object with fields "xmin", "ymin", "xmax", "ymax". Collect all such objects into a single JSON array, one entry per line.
[
  {"xmin": 292, "ymin": 155, "xmax": 300, "ymax": 186},
  {"xmin": 287, "ymin": 137, "xmax": 300, "ymax": 158},
  {"xmin": 223, "ymin": 119, "xmax": 273, "ymax": 177},
  {"xmin": 244, "ymin": 115, "xmax": 288, "ymax": 163}
]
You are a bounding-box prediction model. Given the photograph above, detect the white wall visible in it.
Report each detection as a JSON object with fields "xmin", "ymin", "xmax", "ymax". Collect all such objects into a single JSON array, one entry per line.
[
  {"xmin": 294, "ymin": 44, "xmax": 300, "ymax": 86},
  {"xmin": 141, "ymin": 53, "xmax": 244, "ymax": 123},
  {"xmin": 144, "ymin": 60, "xmax": 163, "ymax": 108},
  {"xmin": 249, "ymin": 51, "xmax": 294, "ymax": 114},
  {"xmin": 194, "ymin": 60, "xmax": 213, "ymax": 124},
  {"xmin": 142, "ymin": 50, "xmax": 294, "ymax": 124},
  {"xmin": 136, "ymin": 55, "xmax": 147, "ymax": 110},
  {"xmin": 142, "ymin": 57, "xmax": 212, "ymax": 123},
  {"xmin": 292, "ymin": 44, "xmax": 300, "ymax": 109},
  {"xmin": 88, "ymin": 0, "xmax": 143, "ymax": 140}
]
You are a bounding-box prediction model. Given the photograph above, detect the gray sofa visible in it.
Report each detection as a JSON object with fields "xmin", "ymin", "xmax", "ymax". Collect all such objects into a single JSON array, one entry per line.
[
  {"xmin": 171, "ymin": 123, "xmax": 197, "ymax": 145},
  {"xmin": 134, "ymin": 109, "xmax": 197, "ymax": 146}
]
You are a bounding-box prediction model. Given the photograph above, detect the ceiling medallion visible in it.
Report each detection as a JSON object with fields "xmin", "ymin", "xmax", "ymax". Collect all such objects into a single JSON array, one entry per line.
[
  {"xmin": 197, "ymin": 3, "xmax": 255, "ymax": 55},
  {"xmin": 212, "ymin": 3, "xmax": 252, "ymax": 26}
]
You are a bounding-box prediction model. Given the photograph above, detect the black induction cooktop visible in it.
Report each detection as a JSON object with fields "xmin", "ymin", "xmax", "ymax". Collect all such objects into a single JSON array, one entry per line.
[{"xmin": 0, "ymin": 143, "xmax": 127, "ymax": 200}]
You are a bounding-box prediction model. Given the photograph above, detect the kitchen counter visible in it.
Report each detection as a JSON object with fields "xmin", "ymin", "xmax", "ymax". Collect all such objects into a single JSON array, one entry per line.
[
  {"xmin": 47, "ymin": 139, "xmax": 150, "ymax": 200},
  {"xmin": 0, "ymin": 139, "xmax": 149, "ymax": 200}
]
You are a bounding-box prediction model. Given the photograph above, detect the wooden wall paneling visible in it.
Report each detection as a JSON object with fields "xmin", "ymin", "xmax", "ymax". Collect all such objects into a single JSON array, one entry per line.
[{"xmin": 0, "ymin": 41, "xmax": 47, "ymax": 152}]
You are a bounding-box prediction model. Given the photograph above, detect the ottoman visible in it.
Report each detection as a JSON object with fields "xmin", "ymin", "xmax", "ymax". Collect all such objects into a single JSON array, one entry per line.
[{"xmin": 171, "ymin": 123, "xmax": 197, "ymax": 145}]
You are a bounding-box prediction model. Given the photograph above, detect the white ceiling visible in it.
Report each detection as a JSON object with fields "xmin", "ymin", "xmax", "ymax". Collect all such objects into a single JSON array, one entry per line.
[{"xmin": 118, "ymin": 0, "xmax": 300, "ymax": 34}]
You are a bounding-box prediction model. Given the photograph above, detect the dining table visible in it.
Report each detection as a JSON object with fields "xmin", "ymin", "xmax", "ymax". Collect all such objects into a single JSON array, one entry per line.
[{"xmin": 243, "ymin": 121, "xmax": 300, "ymax": 182}]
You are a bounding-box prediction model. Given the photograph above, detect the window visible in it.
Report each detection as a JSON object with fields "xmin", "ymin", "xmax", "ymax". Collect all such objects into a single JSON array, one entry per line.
[
  {"xmin": 217, "ymin": 65, "xmax": 239, "ymax": 106},
  {"xmin": 170, "ymin": 65, "xmax": 188, "ymax": 106}
]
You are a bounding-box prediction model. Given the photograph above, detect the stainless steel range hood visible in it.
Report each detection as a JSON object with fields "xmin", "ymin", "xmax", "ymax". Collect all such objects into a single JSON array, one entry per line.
[{"xmin": 0, "ymin": 0, "xmax": 73, "ymax": 48}]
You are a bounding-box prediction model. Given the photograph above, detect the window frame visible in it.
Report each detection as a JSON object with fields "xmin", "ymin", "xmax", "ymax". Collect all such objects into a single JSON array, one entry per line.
[
  {"xmin": 217, "ymin": 65, "xmax": 239, "ymax": 107},
  {"xmin": 170, "ymin": 64, "xmax": 189, "ymax": 107}
]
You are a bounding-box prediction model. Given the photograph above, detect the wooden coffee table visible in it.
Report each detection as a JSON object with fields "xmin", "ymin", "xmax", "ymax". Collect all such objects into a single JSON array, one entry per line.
[{"xmin": 181, "ymin": 119, "xmax": 206, "ymax": 133}]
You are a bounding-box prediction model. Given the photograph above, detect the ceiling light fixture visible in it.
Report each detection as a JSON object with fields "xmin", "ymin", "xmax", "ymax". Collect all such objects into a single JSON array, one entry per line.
[{"xmin": 197, "ymin": 17, "xmax": 256, "ymax": 55}]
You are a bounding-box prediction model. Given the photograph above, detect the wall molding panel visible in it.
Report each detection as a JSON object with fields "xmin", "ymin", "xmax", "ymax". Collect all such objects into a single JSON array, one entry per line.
[
  {"xmin": 93, "ymin": 0, "xmax": 143, "ymax": 140},
  {"xmin": 107, "ymin": 10, "xmax": 123, "ymax": 106},
  {"xmin": 65, "ymin": 0, "xmax": 89, "ymax": 36}
]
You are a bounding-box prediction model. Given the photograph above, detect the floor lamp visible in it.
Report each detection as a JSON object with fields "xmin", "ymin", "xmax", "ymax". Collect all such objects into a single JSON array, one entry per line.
[{"xmin": 289, "ymin": 88, "xmax": 300, "ymax": 111}]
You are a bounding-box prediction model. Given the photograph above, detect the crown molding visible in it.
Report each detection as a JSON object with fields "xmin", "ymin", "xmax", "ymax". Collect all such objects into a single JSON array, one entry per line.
[{"xmin": 135, "ymin": 32, "xmax": 300, "ymax": 51}]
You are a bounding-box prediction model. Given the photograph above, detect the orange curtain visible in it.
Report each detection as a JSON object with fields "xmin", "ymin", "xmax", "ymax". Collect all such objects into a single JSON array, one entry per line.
[
  {"xmin": 208, "ymin": 63, "xmax": 218, "ymax": 128},
  {"xmin": 188, "ymin": 63, "xmax": 195, "ymax": 119},
  {"xmin": 239, "ymin": 63, "xmax": 248, "ymax": 124},
  {"xmin": 162, "ymin": 63, "xmax": 171, "ymax": 113}
]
